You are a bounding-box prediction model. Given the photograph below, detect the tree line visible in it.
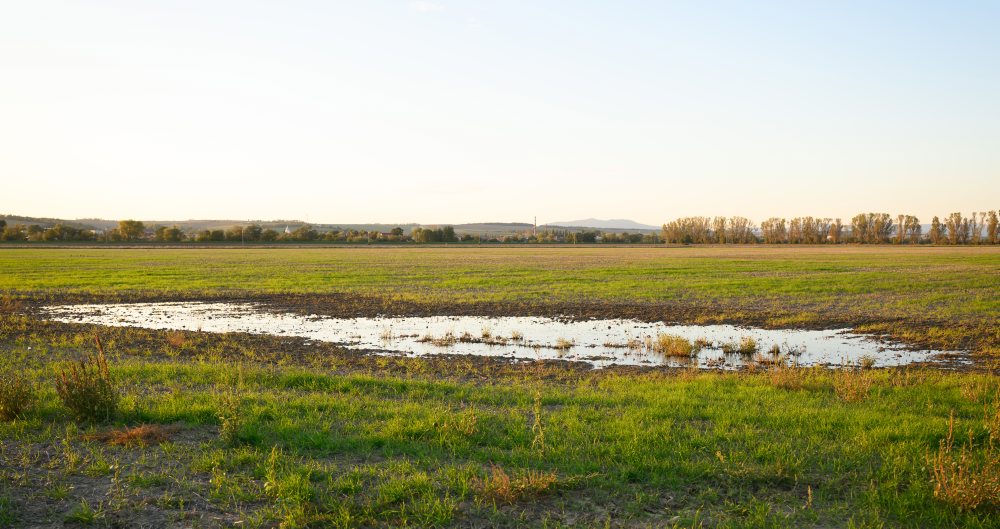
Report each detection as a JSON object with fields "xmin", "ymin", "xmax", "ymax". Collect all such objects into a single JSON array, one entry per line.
[
  {"xmin": 2, "ymin": 211, "xmax": 997, "ymax": 244},
  {"xmin": 661, "ymin": 211, "xmax": 999, "ymax": 244}
]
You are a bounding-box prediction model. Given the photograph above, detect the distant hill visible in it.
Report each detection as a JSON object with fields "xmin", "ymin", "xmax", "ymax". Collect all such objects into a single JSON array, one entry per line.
[
  {"xmin": 549, "ymin": 218, "xmax": 659, "ymax": 231},
  {"xmin": 0, "ymin": 214, "xmax": 660, "ymax": 235}
]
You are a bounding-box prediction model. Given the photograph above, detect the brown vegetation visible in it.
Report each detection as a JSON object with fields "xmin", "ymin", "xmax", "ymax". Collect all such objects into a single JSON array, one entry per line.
[
  {"xmin": 82, "ymin": 424, "xmax": 181, "ymax": 447},
  {"xmin": 928, "ymin": 412, "xmax": 1000, "ymax": 511}
]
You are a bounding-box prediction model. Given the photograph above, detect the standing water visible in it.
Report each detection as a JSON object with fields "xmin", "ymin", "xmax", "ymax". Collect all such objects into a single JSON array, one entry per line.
[{"xmin": 41, "ymin": 302, "xmax": 957, "ymax": 369}]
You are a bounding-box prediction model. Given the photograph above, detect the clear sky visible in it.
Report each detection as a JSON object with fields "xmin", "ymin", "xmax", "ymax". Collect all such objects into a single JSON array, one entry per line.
[{"xmin": 2, "ymin": 1, "xmax": 997, "ymax": 225}]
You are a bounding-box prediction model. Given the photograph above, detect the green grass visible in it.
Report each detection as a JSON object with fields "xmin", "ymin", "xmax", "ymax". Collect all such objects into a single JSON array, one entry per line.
[
  {"xmin": 0, "ymin": 337, "xmax": 997, "ymax": 527},
  {"xmin": 1, "ymin": 246, "xmax": 998, "ymax": 526}
]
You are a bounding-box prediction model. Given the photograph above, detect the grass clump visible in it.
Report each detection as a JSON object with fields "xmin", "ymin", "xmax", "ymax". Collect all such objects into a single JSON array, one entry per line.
[
  {"xmin": 554, "ymin": 338, "xmax": 574, "ymax": 350},
  {"xmin": 769, "ymin": 364, "xmax": 807, "ymax": 390},
  {"xmin": 928, "ymin": 412, "xmax": 1000, "ymax": 512},
  {"xmin": 473, "ymin": 466, "xmax": 558, "ymax": 504},
  {"xmin": 55, "ymin": 337, "xmax": 118, "ymax": 423},
  {"xmin": 722, "ymin": 336, "xmax": 759, "ymax": 355},
  {"xmin": 833, "ymin": 367, "xmax": 874, "ymax": 403},
  {"xmin": 0, "ymin": 369, "xmax": 35, "ymax": 421},
  {"xmin": 0, "ymin": 295, "xmax": 22, "ymax": 314},
  {"xmin": 648, "ymin": 334, "xmax": 698, "ymax": 357},
  {"xmin": 63, "ymin": 499, "xmax": 103, "ymax": 524},
  {"xmin": 0, "ymin": 494, "xmax": 16, "ymax": 528}
]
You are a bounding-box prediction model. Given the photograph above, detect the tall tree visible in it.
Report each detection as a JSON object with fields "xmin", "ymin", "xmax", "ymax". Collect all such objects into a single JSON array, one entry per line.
[
  {"xmin": 118, "ymin": 220, "xmax": 145, "ymax": 241},
  {"xmin": 828, "ymin": 219, "xmax": 843, "ymax": 244},
  {"xmin": 944, "ymin": 213, "xmax": 966, "ymax": 244},
  {"xmin": 987, "ymin": 211, "xmax": 999, "ymax": 244},
  {"xmin": 712, "ymin": 217, "xmax": 726, "ymax": 244},
  {"xmin": 760, "ymin": 218, "xmax": 787, "ymax": 244},
  {"xmin": 929, "ymin": 216, "xmax": 943, "ymax": 244}
]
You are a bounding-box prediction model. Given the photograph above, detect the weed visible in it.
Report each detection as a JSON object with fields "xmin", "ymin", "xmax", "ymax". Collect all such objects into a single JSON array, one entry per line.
[
  {"xmin": 531, "ymin": 392, "xmax": 545, "ymax": 453},
  {"xmin": 218, "ymin": 391, "xmax": 247, "ymax": 446},
  {"xmin": 451, "ymin": 404, "xmax": 478, "ymax": 437},
  {"xmin": 859, "ymin": 355, "xmax": 877, "ymax": 369},
  {"xmin": 0, "ymin": 369, "xmax": 35, "ymax": 421},
  {"xmin": 480, "ymin": 326, "xmax": 492, "ymax": 339},
  {"xmin": 64, "ymin": 499, "xmax": 103, "ymax": 524},
  {"xmin": 510, "ymin": 330, "xmax": 524, "ymax": 341},
  {"xmin": 554, "ymin": 338, "xmax": 574, "ymax": 350},
  {"xmin": 55, "ymin": 336, "xmax": 118, "ymax": 423},
  {"xmin": 928, "ymin": 412, "xmax": 1000, "ymax": 511},
  {"xmin": 473, "ymin": 465, "xmax": 558, "ymax": 504}
]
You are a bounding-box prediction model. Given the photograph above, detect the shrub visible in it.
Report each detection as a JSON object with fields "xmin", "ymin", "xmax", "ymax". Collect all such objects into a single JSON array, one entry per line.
[
  {"xmin": 55, "ymin": 337, "xmax": 118, "ymax": 423},
  {"xmin": 0, "ymin": 369, "xmax": 35, "ymax": 421}
]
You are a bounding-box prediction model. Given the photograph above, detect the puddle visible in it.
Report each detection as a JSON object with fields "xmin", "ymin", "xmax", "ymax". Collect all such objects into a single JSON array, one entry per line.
[{"xmin": 40, "ymin": 302, "xmax": 958, "ymax": 369}]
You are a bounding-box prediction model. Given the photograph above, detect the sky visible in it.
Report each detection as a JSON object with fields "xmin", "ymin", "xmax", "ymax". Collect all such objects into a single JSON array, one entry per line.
[{"xmin": 1, "ymin": 1, "xmax": 998, "ymax": 225}]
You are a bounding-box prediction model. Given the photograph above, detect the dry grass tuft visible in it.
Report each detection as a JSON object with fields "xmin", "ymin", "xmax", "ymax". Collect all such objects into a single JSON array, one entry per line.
[
  {"xmin": 985, "ymin": 393, "xmax": 1000, "ymax": 445},
  {"xmin": 647, "ymin": 334, "xmax": 698, "ymax": 357},
  {"xmin": 0, "ymin": 294, "xmax": 23, "ymax": 314},
  {"xmin": 473, "ymin": 465, "xmax": 558, "ymax": 504},
  {"xmin": 165, "ymin": 331, "xmax": 187, "ymax": 348},
  {"xmin": 769, "ymin": 364, "xmax": 806, "ymax": 390},
  {"xmin": 928, "ymin": 412, "xmax": 1000, "ymax": 511},
  {"xmin": 82, "ymin": 424, "xmax": 181, "ymax": 447},
  {"xmin": 417, "ymin": 332, "xmax": 458, "ymax": 347},
  {"xmin": 554, "ymin": 338, "xmax": 574, "ymax": 350},
  {"xmin": 833, "ymin": 367, "xmax": 874, "ymax": 403},
  {"xmin": 722, "ymin": 336, "xmax": 758, "ymax": 355}
]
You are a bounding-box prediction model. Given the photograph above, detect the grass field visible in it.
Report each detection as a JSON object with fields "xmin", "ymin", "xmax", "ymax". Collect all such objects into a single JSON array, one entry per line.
[
  {"xmin": 2, "ymin": 246, "xmax": 998, "ymax": 351},
  {"xmin": 1, "ymin": 246, "xmax": 998, "ymax": 527}
]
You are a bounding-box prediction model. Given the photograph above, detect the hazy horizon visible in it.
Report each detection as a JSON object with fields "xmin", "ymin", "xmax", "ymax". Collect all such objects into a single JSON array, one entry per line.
[{"xmin": 3, "ymin": 1, "xmax": 997, "ymax": 224}]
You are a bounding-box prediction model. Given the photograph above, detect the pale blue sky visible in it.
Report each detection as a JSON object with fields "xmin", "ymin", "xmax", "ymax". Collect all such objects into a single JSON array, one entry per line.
[{"xmin": 2, "ymin": 1, "xmax": 997, "ymax": 224}]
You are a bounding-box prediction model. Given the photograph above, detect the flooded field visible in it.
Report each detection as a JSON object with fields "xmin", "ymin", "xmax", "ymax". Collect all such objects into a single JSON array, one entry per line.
[{"xmin": 40, "ymin": 302, "xmax": 959, "ymax": 368}]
